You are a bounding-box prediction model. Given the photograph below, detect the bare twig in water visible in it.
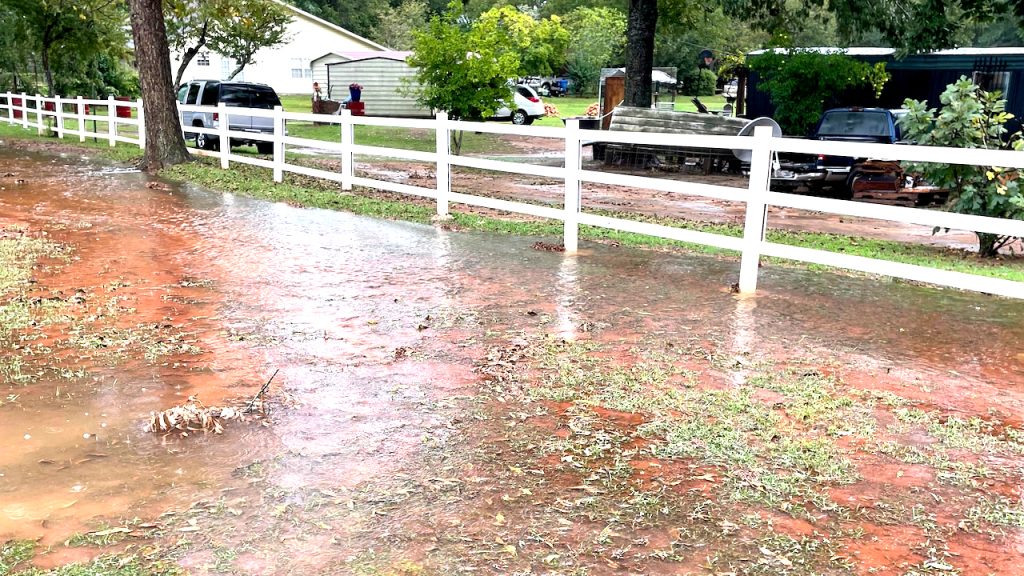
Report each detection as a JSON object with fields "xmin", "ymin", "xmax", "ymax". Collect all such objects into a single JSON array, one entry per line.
[{"xmin": 246, "ymin": 369, "xmax": 279, "ymax": 414}]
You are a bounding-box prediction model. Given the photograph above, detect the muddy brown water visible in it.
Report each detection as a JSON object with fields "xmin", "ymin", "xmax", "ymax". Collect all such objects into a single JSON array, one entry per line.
[{"xmin": 1, "ymin": 148, "xmax": 1023, "ymax": 572}]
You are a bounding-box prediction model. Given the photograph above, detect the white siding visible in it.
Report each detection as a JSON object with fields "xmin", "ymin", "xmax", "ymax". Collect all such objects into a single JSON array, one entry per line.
[
  {"xmin": 170, "ymin": 8, "xmax": 385, "ymax": 95},
  {"xmin": 312, "ymin": 54, "xmax": 349, "ymax": 92},
  {"xmin": 326, "ymin": 59, "xmax": 431, "ymax": 117}
]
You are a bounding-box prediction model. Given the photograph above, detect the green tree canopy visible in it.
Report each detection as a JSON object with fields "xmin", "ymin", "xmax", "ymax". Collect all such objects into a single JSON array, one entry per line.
[
  {"xmin": 207, "ymin": 0, "xmax": 292, "ymax": 80},
  {"xmin": 407, "ymin": 1, "xmax": 567, "ymax": 122},
  {"xmin": 562, "ymin": 7, "xmax": 626, "ymax": 94}
]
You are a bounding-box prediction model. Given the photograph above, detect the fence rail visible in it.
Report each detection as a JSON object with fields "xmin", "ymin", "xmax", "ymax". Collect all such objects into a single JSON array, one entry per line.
[{"xmin": 3, "ymin": 91, "xmax": 1023, "ymax": 299}]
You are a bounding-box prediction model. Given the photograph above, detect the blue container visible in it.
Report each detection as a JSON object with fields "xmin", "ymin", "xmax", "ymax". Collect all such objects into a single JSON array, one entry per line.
[{"xmin": 349, "ymin": 87, "xmax": 361, "ymax": 102}]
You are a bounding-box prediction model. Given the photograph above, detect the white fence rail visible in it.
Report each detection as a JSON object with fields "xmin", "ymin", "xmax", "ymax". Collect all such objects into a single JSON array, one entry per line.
[
  {"xmin": 2, "ymin": 92, "xmax": 144, "ymax": 148},
  {"xmin": 3, "ymin": 91, "xmax": 1023, "ymax": 299}
]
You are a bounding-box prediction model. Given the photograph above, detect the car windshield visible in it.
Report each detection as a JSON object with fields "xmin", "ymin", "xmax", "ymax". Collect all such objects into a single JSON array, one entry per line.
[{"xmin": 817, "ymin": 111, "xmax": 890, "ymax": 137}]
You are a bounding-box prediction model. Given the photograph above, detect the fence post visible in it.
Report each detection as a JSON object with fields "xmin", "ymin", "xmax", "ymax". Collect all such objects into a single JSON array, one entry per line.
[
  {"xmin": 136, "ymin": 98, "xmax": 145, "ymax": 149},
  {"xmin": 218, "ymin": 102, "xmax": 229, "ymax": 169},
  {"xmin": 3, "ymin": 92, "xmax": 10, "ymax": 124},
  {"xmin": 54, "ymin": 95, "xmax": 63, "ymax": 139},
  {"xmin": 76, "ymin": 96, "xmax": 85, "ymax": 142},
  {"xmin": 563, "ymin": 118, "xmax": 582, "ymax": 253},
  {"xmin": 272, "ymin": 105, "xmax": 284, "ymax": 183},
  {"xmin": 340, "ymin": 108, "xmax": 353, "ymax": 191},
  {"xmin": 21, "ymin": 92, "xmax": 28, "ymax": 130},
  {"xmin": 435, "ymin": 111, "xmax": 450, "ymax": 216},
  {"xmin": 35, "ymin": 94, "xmax": 44, "ymax": 135},
  {"xmin": 738, "ymin": 125, "xmax": 773, "ymax": 294},
  {"xmin": 107, "ymin": 96, "xmax": 116, "ymax": 147}
]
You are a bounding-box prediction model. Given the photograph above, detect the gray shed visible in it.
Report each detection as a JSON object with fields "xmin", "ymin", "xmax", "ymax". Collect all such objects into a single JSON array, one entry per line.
[{"xmin": 325, "ymin": 53, "xmax": 432, "ymax": 118}]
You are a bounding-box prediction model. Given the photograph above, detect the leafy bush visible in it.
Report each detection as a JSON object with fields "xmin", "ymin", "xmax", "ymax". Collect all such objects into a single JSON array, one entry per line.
[
  {"xmin": 899, "ymin": 77, "xmax": 1023, "ymax": 257},
  {"xmin": 749, "ymin": 50, "xmax": 889, "ymax": 136},
  {"xmin": 695, "ymin": 69, "xmax": 717, "ymax": 96}
]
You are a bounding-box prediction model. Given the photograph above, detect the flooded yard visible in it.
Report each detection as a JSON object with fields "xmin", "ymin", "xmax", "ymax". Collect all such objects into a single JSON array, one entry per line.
[{"xmin": 1, "ymin": 148, "xmax": 1023, "ymax": 575}]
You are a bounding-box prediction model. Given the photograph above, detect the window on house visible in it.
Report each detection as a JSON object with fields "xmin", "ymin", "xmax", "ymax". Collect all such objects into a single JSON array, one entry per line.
[
  {"xmin": 197, "ymin": 51, "xmax": 210, "ymax": 66},
  {"xmin": 972, "ymin": 70, "xmax": 1011, "ymax": 96},
  {"xmin": 291, "ymin": 58, "xmax": 306, "ymax": 79}
]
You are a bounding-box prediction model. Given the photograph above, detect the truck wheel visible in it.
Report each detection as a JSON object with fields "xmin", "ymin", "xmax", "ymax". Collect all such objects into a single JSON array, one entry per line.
[
  {"xmin": 196, "ymin": 131, "xmax": 218, "ymax": 151},
  {"xmin": 256, "ymin": 142, "xmax": 273, "ymax": 154},
  {"xmin": 512, "ymin": 110, "xmax": 529, "ymax": 125}
]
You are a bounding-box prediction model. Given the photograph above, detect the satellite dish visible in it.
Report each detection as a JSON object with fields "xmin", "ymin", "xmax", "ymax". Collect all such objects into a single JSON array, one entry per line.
[{"xmin": 733, "ymin": 117, "xmax": 783, "ymax": 163}]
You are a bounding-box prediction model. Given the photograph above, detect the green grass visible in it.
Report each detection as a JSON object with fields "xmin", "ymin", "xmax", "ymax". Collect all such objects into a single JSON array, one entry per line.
[{"xmin": 0, "ymin": 122, "xmax": 142, "ymax": 164}]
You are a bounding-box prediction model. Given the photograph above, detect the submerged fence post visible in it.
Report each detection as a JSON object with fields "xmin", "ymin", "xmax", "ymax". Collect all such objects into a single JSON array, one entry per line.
[
  {"xmin": 107, "ymin": 95, "xmax": 116, "ymax": 147},
  {"xmin": 435, "ymin": 111, "xmax": 450, "ymax": 217},
  {"xmin": 340, "ymin": 108, "xmax": 353, "ymax": 191},
  {"xmin": 563, "ymin": 118, "xmax": 582, "ymax": 253},
  {"xmin": 136, "ymin": 98, "xmax": 145, "ymax": 149},
  {"xmin": 76, "ymin": 96, "xmax": 85, "ymax": 142},
  {"xmin": 54, "ymin": 95, "xmax": 63, "ymax": 138},
  {"xmin": 272, "ymin": 105, "xmax": 284, "ymax": 183},
  {"xmin": 218, "ymin": 102, "xmax": 229, "ymax": 169},
  {"xmin": 738, "ymin": 125, "xmax": 773, "ymax": 294}
]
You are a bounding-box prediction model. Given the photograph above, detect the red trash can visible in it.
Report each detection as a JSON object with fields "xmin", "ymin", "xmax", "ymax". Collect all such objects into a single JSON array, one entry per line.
[
  {"xmin": 115, "ymin": 96, "xmax": 131, "ymax": 118},
  {"xmin": 12, "ymin": 97, "xmax": 22, "ymax": 119}
]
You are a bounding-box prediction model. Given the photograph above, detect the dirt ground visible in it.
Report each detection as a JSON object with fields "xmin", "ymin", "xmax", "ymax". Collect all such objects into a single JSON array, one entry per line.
[{"xmin": 1, "ymin": 149, "xmax": 1023, "ymax": 576}]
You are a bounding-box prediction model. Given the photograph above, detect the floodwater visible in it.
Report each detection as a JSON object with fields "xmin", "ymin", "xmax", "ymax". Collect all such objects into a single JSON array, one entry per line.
[{"xmin": 1, "ymin": 148, "xmax": 1023, "ymax": 573}]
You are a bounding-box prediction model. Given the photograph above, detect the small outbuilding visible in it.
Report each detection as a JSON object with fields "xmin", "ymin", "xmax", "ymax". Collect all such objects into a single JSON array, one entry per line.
[{"xmin": 323, "ymin": 52, "xmax": 432, "ymax": 118}]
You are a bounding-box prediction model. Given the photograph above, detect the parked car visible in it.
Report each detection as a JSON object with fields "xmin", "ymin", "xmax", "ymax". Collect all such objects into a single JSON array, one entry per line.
[
  {"xmin": 176, "ymin": 80, "xmax": 281, "ymax": 153},
  {"xmin": 492, "ymin": 84, "xmax": 546, "ymax": 125},
  {"xmin": 523, "ymin": 76, "xmax": 570, "ymax": 97}
]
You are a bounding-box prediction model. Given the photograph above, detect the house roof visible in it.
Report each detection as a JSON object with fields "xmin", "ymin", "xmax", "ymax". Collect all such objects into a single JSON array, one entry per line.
[
  {"xmin": 748, "ymin": 46, "xmax": 1024, "ymax": 57},
  {"xmin": 338, "ymin": 51, "xmax": 412, "ymax": 62},
  {"xmin": 273, "ymin": 0, "xmax": 389, "ymax": 51}
]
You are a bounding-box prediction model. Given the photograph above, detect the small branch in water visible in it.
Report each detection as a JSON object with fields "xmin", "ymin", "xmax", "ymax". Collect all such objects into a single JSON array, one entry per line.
[{"xmin": 246, "ymin": 369, "xmax": 279, "ymax": 414}]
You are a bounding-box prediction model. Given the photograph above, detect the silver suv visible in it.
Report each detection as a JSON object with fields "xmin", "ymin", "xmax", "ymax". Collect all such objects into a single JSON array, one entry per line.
[{"xmin": 176, "ymin": 80, "xmax": 281, "ymax": 153}]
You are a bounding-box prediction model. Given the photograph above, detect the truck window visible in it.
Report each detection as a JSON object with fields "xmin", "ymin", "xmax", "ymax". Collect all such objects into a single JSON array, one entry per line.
[
  {"xmin": 249, "ymin": 88, "xmax": 280, "ymax": 109},
  {"xmin": 176, "ymin": 85, "xmax": 188, "ymax": 103},
  {"xmin": 200, "ymin": 82, "xmax": 220, "ymax": 106},
  {"xmin": 185, "ymin": 83, "xmax": 201, "ymax": 105},
  {"xmin": 817, "ymin": 112, "xmax": 890, "ymax": 137},
  {"xmin": 220, "ymin": 87, "xmax": 249, "ymax": 108}
]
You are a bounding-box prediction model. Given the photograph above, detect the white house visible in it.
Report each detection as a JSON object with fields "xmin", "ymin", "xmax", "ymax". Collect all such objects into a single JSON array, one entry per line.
[{"xmin": 170, "ymin": 0, "xmax": 388, "ymax": 95}]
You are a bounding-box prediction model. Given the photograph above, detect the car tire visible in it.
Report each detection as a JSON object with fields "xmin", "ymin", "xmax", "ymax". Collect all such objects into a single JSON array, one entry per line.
[
  {"xmin": 196, "ymin": 131, "xmax": 218, "ymax": 151},
  {"xmin": 512, "ymin": 110, "xmax": 529, "ymax": 125},
  {"xmin": 256, "ymin": 142, "xmax": 273, "ymax": 155}
]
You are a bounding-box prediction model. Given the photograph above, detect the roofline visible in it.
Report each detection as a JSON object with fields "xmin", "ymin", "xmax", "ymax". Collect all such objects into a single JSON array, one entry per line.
[
  {"xmin": 272, "ymin": 0, "xmax": 389, "ymax": 51},
  {"xmin": 326, "ymin": 56, "xmax": 410, "ymax": 66},
  {"xmin": 748, "ymin": 46, "xmax": 1024, "ymax": 57}
]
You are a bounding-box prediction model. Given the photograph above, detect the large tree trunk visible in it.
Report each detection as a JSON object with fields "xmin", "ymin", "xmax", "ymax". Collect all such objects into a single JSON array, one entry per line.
[
  {"xmin": 129, "ymin": 0, "xmax": 191, "ymax": 171},
  {"xmin": 624, "ymin": 0, "xmax": 657, "ymax": 108},
  {"xmin": 174, "ymin": 21, "xmax": 209, "ymax": 88}
]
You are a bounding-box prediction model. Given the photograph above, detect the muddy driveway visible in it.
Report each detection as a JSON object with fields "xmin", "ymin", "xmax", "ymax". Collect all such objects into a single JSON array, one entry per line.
[{"xmin": 1, "ymin": 148, "xmax": 1023, "ymax": 575}]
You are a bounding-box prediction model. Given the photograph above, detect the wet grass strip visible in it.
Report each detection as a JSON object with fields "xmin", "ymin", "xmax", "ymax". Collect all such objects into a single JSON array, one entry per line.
[
  {"xmin": 3, "ymin": 125, "xmax": 1023, "ymax": 283},
  {"xmin": 163, "ymin": 157, "xmax": 1024, "ymax": 283}
]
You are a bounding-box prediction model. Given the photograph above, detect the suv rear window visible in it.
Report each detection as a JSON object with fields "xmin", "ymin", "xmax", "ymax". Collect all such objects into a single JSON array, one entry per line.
[
  {"xmin": 817, "ymin": 111, "xmax": 890, "ymax": 137},
  {"xmin": 220, "ymin": 87, "xmax": 250, "ymax": 108},
  {"xmin": 249, "ymin": 88, "xmax": 280, "ymax": 109}
]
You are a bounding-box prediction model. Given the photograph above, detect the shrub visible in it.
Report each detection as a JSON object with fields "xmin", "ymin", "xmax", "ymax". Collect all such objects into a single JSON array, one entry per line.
[
  {"xmin": 749, "ymin": 50, "xmax": 889, "ymax": 136},
  {"xmin": 899, "ymin": 77, "xmax": 1023, "ymax": 257}
]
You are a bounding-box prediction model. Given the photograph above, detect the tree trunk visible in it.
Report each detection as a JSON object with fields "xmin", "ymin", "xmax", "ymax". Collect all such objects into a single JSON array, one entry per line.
[
  {"xmin": 227, "ymin": 61, "xmax": 247, "ymax": 81},
  {"xmin": 129, "ymin": 0, "xmax": 191, "ymax": 171},
  {"xmin": 976, "ymin": 232, "xmax": 1010, "ymax": 258},
  {"xmin": 41, "ymin": 46, "xmax": 54, "ymax": 97},
  {"xmin": 174, "ymin": 21, "xmax": 209, "ymax": 89},
  {"xmin": 624, "ymin": 0, "xmax": 657, "ymax": 108}
]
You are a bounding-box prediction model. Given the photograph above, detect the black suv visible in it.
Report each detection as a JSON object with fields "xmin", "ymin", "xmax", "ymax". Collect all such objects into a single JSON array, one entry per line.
[{"xmin": 177, "ymin": 80, "xmax": 281, "ymax": 153}]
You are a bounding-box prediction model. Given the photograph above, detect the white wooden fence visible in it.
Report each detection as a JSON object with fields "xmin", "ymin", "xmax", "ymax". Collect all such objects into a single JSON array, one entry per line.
[
  {"xmin": 4, "ymin": 91, "xmax": 1024, "ymax": 299},
  {"xmin": 2, "ymin": 92, "xmax": 143, "ymax": 148}
]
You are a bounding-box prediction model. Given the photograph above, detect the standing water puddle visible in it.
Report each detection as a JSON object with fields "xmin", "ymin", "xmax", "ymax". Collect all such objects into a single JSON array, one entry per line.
[{"xmin": 1, "ymin": 148, "xmax": 1023, "ymax": 573}]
